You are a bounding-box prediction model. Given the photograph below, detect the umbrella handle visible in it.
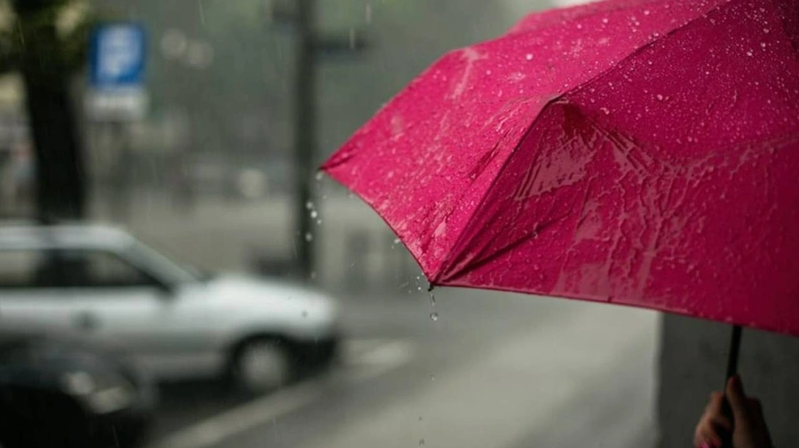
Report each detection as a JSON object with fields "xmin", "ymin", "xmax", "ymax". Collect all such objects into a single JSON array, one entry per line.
[
  {"xmin": 720, "ymin": 325, "xmax": 743, "ymax": 448},
  {"xmin": 724, "ymin": 325, "xmax": 743, "ymax": 382}
]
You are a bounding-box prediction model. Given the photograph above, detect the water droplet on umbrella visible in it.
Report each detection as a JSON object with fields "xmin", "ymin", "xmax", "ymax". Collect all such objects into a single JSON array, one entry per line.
[
  {"xmin": 760, "ymin": 42, "xmax": 767, "ymax": 49},
  {"xmin": 656, "ymin": 94, "xmax": 664, "ymax": 101},
  {"xmin": 600, "ymin": 107, "xmax": 610, "ymax": 115},
  {"xmin": 602, "ymin": 17, "xmax": 609, "ymax": 24},
  {"xmin": 430, "ymin": 312, "xmax": 439, "ymax": 321},
  {"xmin": 643, "ymin": 9, "xmax": 650, "ymax": 15},
  {"xmin": 525, "ymin": 53, "xmax": 534, "ymax": 61},
  {"xmin": 763, "ymin": 28, "xmax": 770, "ymax": 33},
  {"xmin": 746, "ymin": 50, "xmax": 754, "ymax": 57}
]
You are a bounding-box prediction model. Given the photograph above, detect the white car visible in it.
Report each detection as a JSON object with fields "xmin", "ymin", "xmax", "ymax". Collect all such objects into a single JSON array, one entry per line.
[{"xmin": 0, "ymin": 225, "xmax": 339, "ymax": 393}]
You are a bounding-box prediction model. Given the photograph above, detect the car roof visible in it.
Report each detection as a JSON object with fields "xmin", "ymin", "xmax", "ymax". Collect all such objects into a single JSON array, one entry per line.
[{"xmin": 0, "ymin": 224, "xmax": 137, "ymax": 251}]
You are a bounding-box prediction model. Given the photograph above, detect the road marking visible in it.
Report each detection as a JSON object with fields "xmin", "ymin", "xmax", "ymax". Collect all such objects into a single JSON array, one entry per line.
[
  {"xmin": 150, "ymin": 338, "xmax": 413, "ymax": 448},
  {"xmin": 345, "ymin": 339, "xmax": 415, "ymax": 382}
]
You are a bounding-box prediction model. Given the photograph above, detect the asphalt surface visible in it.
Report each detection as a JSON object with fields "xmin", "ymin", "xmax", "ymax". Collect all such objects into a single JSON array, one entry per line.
[{"xmin": 144, "ymin": 287, "xmax": 659, "ymax": 448}]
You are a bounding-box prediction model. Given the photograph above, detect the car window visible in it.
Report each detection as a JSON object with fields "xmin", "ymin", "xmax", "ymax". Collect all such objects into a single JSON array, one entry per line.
[{"xmin": 55, "ymin": 250, "xmax": 158, "ymax": 288}]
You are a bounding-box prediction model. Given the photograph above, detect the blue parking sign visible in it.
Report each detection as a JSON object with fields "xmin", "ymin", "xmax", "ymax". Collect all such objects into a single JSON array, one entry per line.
[{"xmin": 89, "ymin": 23, "xmax": 146, "ymax": 88}]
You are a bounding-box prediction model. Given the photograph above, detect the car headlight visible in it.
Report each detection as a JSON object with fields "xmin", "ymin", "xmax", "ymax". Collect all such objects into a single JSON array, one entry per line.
[{"xmin": 60, "ymin": 370, "xmax": 135, "ymax": 415}]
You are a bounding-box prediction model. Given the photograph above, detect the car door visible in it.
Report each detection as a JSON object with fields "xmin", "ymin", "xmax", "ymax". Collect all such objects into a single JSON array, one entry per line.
[{"xmin": 52, "ymin": 248, "xmax": 214, "ymax": 378}]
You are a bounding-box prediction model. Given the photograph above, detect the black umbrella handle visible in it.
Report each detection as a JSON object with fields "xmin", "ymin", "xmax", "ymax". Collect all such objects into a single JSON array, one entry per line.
[
  {"xmin": 720, "ymin": 325, "xmax": 743, "ymax": 448},
  {"xmin": 725, "ymin": 325, "xmax": 742, "ymax": 382}
]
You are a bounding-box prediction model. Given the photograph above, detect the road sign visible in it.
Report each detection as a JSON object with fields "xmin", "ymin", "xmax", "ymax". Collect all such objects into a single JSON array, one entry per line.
[{"xmin": 86, "ymin": 23, "xmax": 148, "ymax": 120}]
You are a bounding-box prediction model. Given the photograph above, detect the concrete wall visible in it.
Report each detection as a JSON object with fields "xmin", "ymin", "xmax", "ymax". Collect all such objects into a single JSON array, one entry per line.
[{"xmin": 657, "ymin": 314, "xmax": 799, "ymax": 448}]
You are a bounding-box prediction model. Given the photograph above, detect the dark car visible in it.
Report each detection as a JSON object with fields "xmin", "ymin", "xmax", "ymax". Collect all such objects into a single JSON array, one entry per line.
[{"xmin": 0, "ymin": 324, "xmax": 157, "ymax": 448}]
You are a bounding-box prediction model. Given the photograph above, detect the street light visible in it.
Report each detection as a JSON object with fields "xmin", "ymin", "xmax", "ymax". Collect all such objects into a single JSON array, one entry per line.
[{"xmin": 268, "ymin": 0, "xmax": 369, "ymax": 281}]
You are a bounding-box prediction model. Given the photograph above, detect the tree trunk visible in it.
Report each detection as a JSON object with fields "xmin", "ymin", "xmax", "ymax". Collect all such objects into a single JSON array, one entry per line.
[{"xmin": 14, "ymin": 1, "xmax": 87, "ymax": 222}]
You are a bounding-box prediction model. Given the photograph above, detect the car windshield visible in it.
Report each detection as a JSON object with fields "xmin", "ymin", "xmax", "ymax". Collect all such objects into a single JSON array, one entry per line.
[{"xmin": 129, "ymin": 241, "xmax": 206, "ymax": 284}]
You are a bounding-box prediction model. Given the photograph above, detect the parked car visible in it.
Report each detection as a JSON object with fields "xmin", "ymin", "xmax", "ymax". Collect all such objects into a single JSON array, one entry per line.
[
  {"xmin": 0, "ymin": 225, "xmax": 340, "ymax": 394},
  {"xmin": 0, "ymin": 323, "xmax": 156, "ymax": 448}
]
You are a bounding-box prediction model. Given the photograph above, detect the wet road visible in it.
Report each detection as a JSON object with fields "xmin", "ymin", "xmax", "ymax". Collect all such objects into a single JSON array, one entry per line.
[{"xmin": 145, "ymin": 287, "xmax": 659, "ymax": 448}]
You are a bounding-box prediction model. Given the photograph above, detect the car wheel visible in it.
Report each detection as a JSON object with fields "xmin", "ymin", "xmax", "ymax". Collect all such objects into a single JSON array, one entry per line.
[{"xmin": 230, "ymin": 338, "xmax": 294, "ymax": 395}]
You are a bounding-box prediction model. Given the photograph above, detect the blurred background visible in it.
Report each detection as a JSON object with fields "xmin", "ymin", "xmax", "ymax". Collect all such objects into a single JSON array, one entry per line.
[{"xmin": 0, "ymin": 1, "xmax": 659, "ymax": 448}]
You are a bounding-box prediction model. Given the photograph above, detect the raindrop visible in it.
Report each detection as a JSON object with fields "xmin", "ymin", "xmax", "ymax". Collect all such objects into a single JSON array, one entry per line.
[
  {"xmin": 485, "ymin": 69, "xmax": 492, "ymax": 75},
  {"xmin": 746, "ymin": 50, "xmax": 754, "ymax": 57},
  {"xmin": 305, "ymin": 233, "xmax": 313, "ymax": 242},
  {"xmin": 393, "ymin": 238, "xmax": 401, "ymax": 244},
  {"xmin": 305, "ymin": 201, "xmax": 314, "ymax": 210},
  {"xmin": 643, "ymin": 9, "xmax": 651, "ymax": 15},
  {"xmin": 760, "ymin": 42, "xmax": 767, "ymax": 49},
  {"xmin": 525, "ymin": 53, "xmax": 534, "ymax": 61},
  {"xmin": 600, "ymin": 107, "xmax": 610, "ymax": 115},
  {"xmin": 348, "ymin": 28, "xmax": 357, "ymax": 50},
  {"xmin": 656, "ymin": 94, "xmax": 664, "ymax": 101},
  {"xmin": 315, "ymin": 172, "xmax": 323, "ymax": 181},
  {"xmin": 576, "ymin": 23, "xmax": 583, "ymax": 29},
  {"xmin": 316, "ymin": 219, "xmax": 322, "ymax": 225},
  {"xmin": 310, "ymin": 210, "xmax": 319, "ymax": 219},
  {"xmin": 430, "ymin": 312, "xmax": 439, "ymax": 321},
  {"xmin": 763, "ymin": 28, "xmax": 770, "ymax": 33},
  {"xmin": 602, "ymin": 18, "xmax": 609, "ymax": 24}
]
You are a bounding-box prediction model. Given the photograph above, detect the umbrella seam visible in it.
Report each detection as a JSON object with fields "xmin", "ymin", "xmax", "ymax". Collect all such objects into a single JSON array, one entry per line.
[
  {"xmin": 556, "ymin": 0, "xmax": 742, "ymax": 101},
  {"xmin": 436, "ymin": 96, "xmax": 565, "ymax": 284}
]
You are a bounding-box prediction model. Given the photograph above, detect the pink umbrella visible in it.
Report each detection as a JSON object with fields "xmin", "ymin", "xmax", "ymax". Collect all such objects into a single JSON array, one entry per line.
[{"xmin": 322, "ymin": 0, "xmax": 799, "ymax": 378}]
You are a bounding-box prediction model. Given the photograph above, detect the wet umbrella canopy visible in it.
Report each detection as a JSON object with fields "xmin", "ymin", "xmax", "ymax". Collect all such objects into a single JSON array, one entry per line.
[{"xmin": 323, "ymin": 0, "xmax": 799, "ymax": 337}]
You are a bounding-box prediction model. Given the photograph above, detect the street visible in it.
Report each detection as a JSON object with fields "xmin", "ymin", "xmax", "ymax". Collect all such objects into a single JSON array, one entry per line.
[
  {"xmin": 144, "ymin": 289, "xmax": 659, "ymax": 448},
  {"xmin": 90, "ymin": 191, "xmax": 660, "ymax": 448}
]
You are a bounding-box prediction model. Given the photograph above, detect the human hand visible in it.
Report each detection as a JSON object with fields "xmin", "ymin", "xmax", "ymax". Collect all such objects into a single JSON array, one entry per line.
[{"xmin": 694, "ymin": 375, "xmax": 772, "ymax": 448}]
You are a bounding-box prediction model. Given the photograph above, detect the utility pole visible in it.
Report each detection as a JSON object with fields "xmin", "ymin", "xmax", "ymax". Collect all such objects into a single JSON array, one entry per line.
[
  {"xmin": 271, "ymin": 0, "xmax": 368, "ymax": 281},
  {"xmin": 293, "ymin": 0, "xmax": 316, "ymax": 280}
]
